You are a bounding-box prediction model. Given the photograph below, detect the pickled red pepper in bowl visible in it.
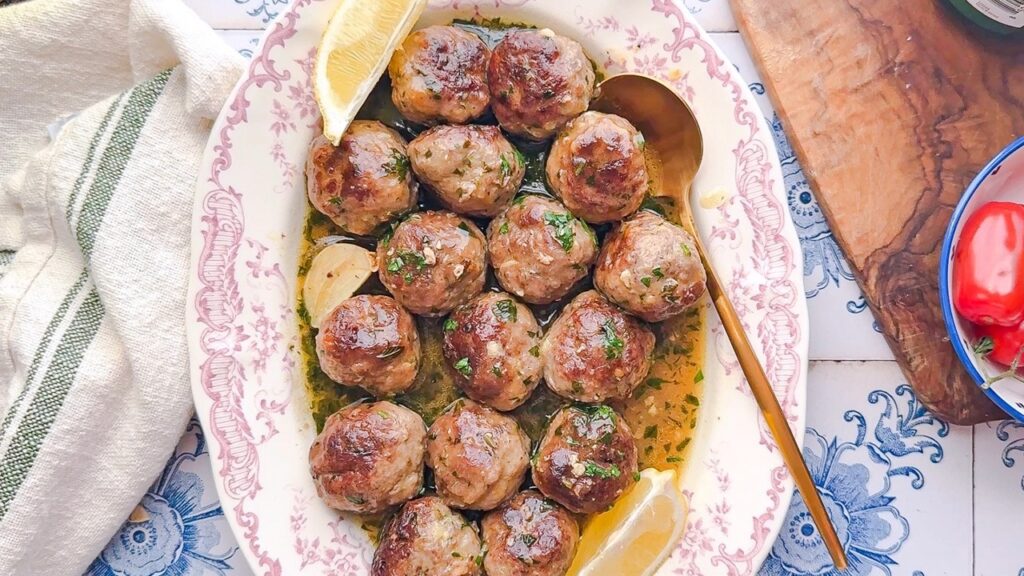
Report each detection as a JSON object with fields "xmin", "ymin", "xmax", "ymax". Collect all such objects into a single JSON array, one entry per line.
[{"xmin": 953, "ymin": 201, "xmax": 1024, "ymax": 367}]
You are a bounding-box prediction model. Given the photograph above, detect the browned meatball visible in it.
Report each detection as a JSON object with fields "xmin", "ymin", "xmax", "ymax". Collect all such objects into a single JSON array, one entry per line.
[
  {"xmin": 388, "ymin": 26, "xmax": 491, "ymax": 125},
  {"xmin": 540, "ymin": 290, "xmax": 654, "ymax": 402},
  {"xmin": 427, "ymin": 400, "xmax": 531, "ymax": 510},
  {"xmin": 532, "ymin": 405, "xmax": 638, "ymax": 514},
  {"xmin": 309, "ymin": 401, "xmax": 425, "ymax": 514},
  {"xmin": 488, "ymin": 29, "xmax": 595, "ymax": 140},
  {"xmin": 487, "ymin": 195, "xmax": 597, "ymax": 305},
  {"xmin": 316, "ymin": 295, "xmax": 420, "ymax": 397},
  {"xmin": 546, "ymin": 111, "xmax": 648, "ymax": 224},
  {"xmin": 372, "ymin": 496, "xmax": 483, "ymax": 576},
  {"xmin": 306, "ymin": 121, "xmax": 416, "ymax": 235},
  {"xmin": 377, "ymin": 211, "xmax": 487, "ymax": 317},
  {"xmin": 408, "ymin": 125, "xmax": 525, "ymax": 217},
  {"xmin": 481, "ymin": 490, "xmax": 579, "ymax": 576},
  {"xmin": 595, "ymin": 210, "xmax": 707, "ymax": 322},
  {"xmin": 442, "ymin": 292, "xmax": 543, "ymax": 410}
]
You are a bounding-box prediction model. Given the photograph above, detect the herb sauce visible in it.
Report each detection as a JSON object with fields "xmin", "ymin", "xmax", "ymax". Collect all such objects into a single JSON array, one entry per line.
[{"xmin": 296, "ymin": 18, "xmax": 705, "ymax": 496}]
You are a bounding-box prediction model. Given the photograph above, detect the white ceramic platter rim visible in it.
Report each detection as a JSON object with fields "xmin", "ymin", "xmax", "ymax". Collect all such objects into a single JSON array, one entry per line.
[{"xmin": 186, "ymin": 1, "xmax": 810, "ymax": 574}]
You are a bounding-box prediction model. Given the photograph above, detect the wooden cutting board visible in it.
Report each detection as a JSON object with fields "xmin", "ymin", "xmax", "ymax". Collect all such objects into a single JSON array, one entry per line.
[{"xmin": 730, "ymin": 0, "xmax": 1024, "ymax": 424}]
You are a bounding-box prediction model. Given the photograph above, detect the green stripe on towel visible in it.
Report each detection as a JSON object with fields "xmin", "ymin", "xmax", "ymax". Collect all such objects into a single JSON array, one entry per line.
[{"xmin": 0, "ymin": 69, "xmax": 172, "ymax": 518}]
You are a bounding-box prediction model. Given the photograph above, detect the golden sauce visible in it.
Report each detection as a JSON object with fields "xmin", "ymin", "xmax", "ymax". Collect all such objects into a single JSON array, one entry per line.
[{"xmin": 296, "ymin": 18, "xmax": 706, "ymax": 514}]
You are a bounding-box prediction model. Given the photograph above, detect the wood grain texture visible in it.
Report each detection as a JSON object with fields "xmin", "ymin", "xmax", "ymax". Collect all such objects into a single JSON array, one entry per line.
[{"xmin": 731, "ymin": 0, "xmax": 1023, "ymax": 424}]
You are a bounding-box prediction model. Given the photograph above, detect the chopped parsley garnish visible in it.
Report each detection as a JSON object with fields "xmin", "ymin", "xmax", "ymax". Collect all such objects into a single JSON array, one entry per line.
[
  {"xmin": 693, "ymin": 370, "xmax": 704, "ymax": 384},
  {"xmin": 513, "ymin": 147, "xmax": 525, "ymax": 167},
  {"xmin": 386, "ymin": 257, "xmax": 404, "ymax": 273},
  {"xmin": 685, "ymin": 393, "xmax": 701, "ymax": 406},
  {"xmin": 491, "ymin": 365, "xmax": 503, "ymax": 377},
  {"xmin": 376, "ymin": 410, "xmax": 391, "ymax": 419},
  {"xmin": 646, "ymin": 377, "xmax": 665, "ymax": 390},
  {"xmin": 652, "ymin": 267, "xmax": 664, "ymax": 278},
  {"xmin": 327, "ymin": 196, "xmax": 342, "ymax": 207},
  {"xmin": 582, "ymin": 404, "xmax": 616, "ymax": 423},
  {"xmin": 633, "ymin": 471, "xmax": 642, "ymax": 482},
  {"xmin": 634, "ymin": 132, "xmax": 646, "ymax": 150},
  {"xmin": 974, "ymin": 337, "xmax": 994, "ymax": 357},
  {"xmin": 573, "ymin": 157, "xmax": 587, "ymax": 175},
  {"xmin": 641, "ymin": 276, "xmax": 652, "ymax": 287},
  {"xmin": 499, "ymin": 221, "xmax": 510, "ymax": 235},
  {"xmin": 666, "ymin": 456, "xmax": 683, "ymax": 463},
  {"xmin": 519, "ymin": 533, "xmax": 537, "ymax": 547},
  {"xmin": 529, "ymin": 344, "xmax": 540, "ymax": 357},
  {"xmin": 583, "ymin": 461, "xmax": 621, "ymax": 479},
  {"xmin": 388, "ymin": 250, "xmax": 429, "ymax": 282},
  {"xmin": 512, "ymin": 193, "xmax": 528, "ymax": 206},
  {"xmin": 643, "ymin": 425, "xmax": 658, "ymax": 439},
  {"xmin": 458, "ymin": 222, "xmax": 470, "ymax": 233},
  {"xmin": 444, "ymin": 318, "xmax": 458, "ymax": 332},
  {"xmin": 383, "ymin": 149, "xmax": 410, "ymax": 180},
  {"xmin": 602, "ymin": 320, "xmax": 624, "ymax": 360},
  {"xmin": 500, "ymin": 155, "xmax": 512, "ymax": 181},
  {"xmin": 454, "ymin": 357, "xmax": 472, "ymax": 376},
  {"xmin": 493, "ymin": 299, "xmax": 518, "ymax": 322},
  {"xmin": 543, "ymin": 211, "xmax": 576, "ymax": 252},
  {"xmin": 680, "ymin": 242, "xmax": 692, "ymax": 257}
]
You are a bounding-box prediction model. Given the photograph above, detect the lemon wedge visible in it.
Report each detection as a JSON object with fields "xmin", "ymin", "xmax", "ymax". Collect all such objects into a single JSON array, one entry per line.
[
  {"xmin": 314, "ymin": 0, "xmax": 427, "ymax": 144},
  {"xmin": 302, "ymin": 243, "xmax": 377, "ymax": 327},
  {"xmin": 567, "ymin": 468, "xmax": 688, "ymax": 576}
]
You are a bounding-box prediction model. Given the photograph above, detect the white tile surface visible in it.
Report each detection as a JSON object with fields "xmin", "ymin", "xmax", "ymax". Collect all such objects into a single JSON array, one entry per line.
[{"xmin": 974, "ymin": 421, "xmax": 1024, "ymax": 576}]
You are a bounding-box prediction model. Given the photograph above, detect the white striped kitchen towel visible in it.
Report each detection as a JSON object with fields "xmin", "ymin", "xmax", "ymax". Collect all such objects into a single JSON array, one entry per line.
[{"xmin": 0, "ymin": 0, "xmax": 243, "ymax": 574}]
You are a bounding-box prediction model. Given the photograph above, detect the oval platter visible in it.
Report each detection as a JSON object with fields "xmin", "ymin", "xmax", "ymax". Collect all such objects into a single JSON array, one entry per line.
[{"xmin": 186, "ymin": 0, "xmax": 810, "ymax": 574}]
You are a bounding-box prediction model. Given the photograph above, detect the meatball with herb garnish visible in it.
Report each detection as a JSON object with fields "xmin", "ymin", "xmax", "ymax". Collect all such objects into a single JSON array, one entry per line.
[
  {"xmin": 532, "ymin": 405, "xmax": 639, "ymax": 514},
  {"xmin": 309, "ymin": 401, "xmax": 426, "ymax": 514},
  {"xmin": 488, "ymin": 29, "xmax": 596, "ymax": 140},
  {"xmin": 316, "ymin": 295, "xmax": 420, "ymax": 397},
  {"xmin": 408, "ymin": 125, "xmax": 525, "ymax": 217},
  {"xmin": 427, "ymin": 400, "xmax": 531, "ymax": 511},
  {"xmin": 546, "ymin": 111, "xmax": 649, "ymax": 224},
  {"xmin": 377, "ymin": 211, "xmax": 488, "ymax": 317},
  {"xmin": 306, "ymin": 121, "xmax": 416, "ymax": 236},
  {"xmin": 388, "ymin": 25, "xmax": 491, "ymax": 125},
  {"xmin": 487, "ymin": 195, "xmax": 597, "ymax": 305},
  {"xmin": 372, "ymin": 495, "xmax": 484, "ymax": 576},
  {"xmin": 442, "ymin": 291, "xmax": 543, "ymax": 411},
  {"xmin": 540, "ymin": 290, "xmax": 655, "ymax": 403},
  {"xmin": 595, "ymin": 210, "xmax": 707, "ymax": 322},
  {"xmin": 481, "ymin": 490, "xmax": 579, "ymax": 576}
]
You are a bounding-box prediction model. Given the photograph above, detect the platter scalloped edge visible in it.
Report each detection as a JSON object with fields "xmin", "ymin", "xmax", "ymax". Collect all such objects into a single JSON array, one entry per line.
[{"xmin": 186, "ymin": 1, "xmax": 810, "ymax": 574}]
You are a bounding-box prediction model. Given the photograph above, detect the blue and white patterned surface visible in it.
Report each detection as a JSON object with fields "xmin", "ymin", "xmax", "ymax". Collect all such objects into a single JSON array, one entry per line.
[{"xmin": 102, "ymin": 2, "xmax": 1024, "ymax": 574}]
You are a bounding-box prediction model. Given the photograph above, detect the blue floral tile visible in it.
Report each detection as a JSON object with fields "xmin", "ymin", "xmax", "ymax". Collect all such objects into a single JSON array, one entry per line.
[
  {"xmin": 86, "ymin": 418, "xmax": 249, "ymax": 576},
  {"xmin": 766, "ymin": 361, "xmax": 974, "ymax": 576},
  {"xmin": 184, "ymin": 0, "xmax": 290, "ymax": 29},
  {"xmin": 974, "ymin": 420, "xmax": 1024, "ymax": 576}
]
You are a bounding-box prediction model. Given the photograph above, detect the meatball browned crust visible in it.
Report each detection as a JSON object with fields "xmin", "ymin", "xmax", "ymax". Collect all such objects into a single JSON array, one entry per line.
[
  {"xmin": 487, "ymin": 195, "xmax": 597, "ymax": 305},
  {"xmin": 481, "ymin": 490, "xmax": 579, "ymax": 576},
  {"xmin": 427, "ymin": 400, "xmax": 531, "ymax": 510},
  {"xmin": 309, "ymin": 401, "xmax": 425, "ymax": 514},
  {"xmin": 442, "ymin": 292, "xmax": 543, "ymax": 411},
  {"xmin": 377, "ymin": 211, "xmax": 488, "ymax": 317},
  {"xmin": 408, "ymin": 125, "xmax": 525, "ymax": 217},
  {"xmin": 595, "ymin": 210, "xmax": 707, "ymax": 322},
  {"xmin": 546, "ymin": 111, "xmax": 648, "ymax": 223},
  {"xmin": 388, "ymin": 26, "xmax": 491, "ymax": 125},
  {"xmin": 372, "ymin": 496, "xmax": 484, "ymax": 576},
  {"xmin": 532, "ymin": 405, "xmax": 639, "ymax": 514},
  {"xmin": 306, "ymin": 121, "xmax": 417, "ymax": 235},
  {"xmin": 488, "ymin": 29, "xmax": 595, "ymax": 140},
  {"xmin": 540, "ymin": 290, "xmax": 655, "ymax": 402},
  {"xmin": 316, "ymin": 295, "xmax": 420, "ymax": 397}
]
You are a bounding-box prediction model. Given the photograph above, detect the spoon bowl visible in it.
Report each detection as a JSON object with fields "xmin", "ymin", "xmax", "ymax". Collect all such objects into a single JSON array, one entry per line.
[{"xmin": 594, "ymin": 73, "xmax": 850, "ymax": 572}]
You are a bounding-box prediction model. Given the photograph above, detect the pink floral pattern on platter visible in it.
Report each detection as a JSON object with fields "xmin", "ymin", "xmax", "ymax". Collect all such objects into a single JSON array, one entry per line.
[
  {"xmin": 193, "ymin": 1, "xmax": 321, "ymax": 574},
  {"xmin": 190, "ymin": 1, "xmax": 806, "ymax": 575}
]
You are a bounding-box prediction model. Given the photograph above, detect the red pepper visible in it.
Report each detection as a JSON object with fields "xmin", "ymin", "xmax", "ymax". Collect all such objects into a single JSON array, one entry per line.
[
  {"xmin": 952, "ymin": 201, "xmax": 1024, "ymax": 326},
  {"xmin": 973, "ymin": 322, "xmax": 1024, "ymax": 367}
]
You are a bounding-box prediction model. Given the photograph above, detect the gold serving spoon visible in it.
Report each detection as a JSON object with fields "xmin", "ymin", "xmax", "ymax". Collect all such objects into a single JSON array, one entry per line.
[{"xmin": 593, "ymin": 73, "xmax": 849, "ymax": 572}]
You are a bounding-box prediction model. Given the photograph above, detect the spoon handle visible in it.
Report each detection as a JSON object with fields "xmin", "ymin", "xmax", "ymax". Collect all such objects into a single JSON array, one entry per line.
[{"xmin": 702, "ymin": 260, "xmax": 849, "ymax": 572}]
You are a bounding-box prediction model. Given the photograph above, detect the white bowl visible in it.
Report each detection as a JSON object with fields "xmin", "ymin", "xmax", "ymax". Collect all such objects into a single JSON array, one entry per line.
[{"xmin": 940, "ymin": 136, "xmax": 1024, "ymax": 421}]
